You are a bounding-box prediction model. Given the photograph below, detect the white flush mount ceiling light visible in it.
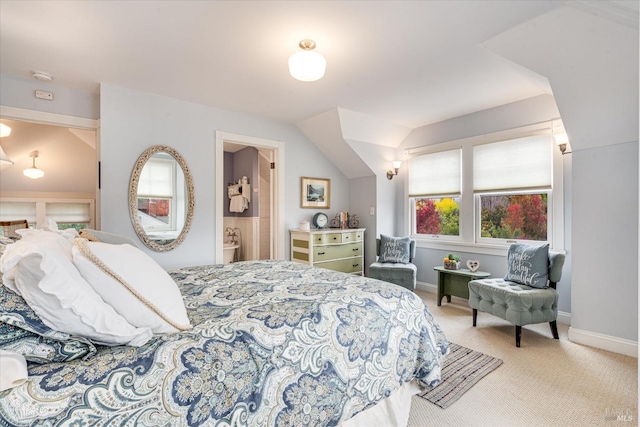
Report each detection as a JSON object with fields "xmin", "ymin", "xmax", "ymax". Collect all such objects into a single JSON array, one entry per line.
[
  {"xmin": 24, "ymin": 150, "xmax": 45, "ymax": 179},
  {"xmin": 33, "ymin": 71, "xmax": 53, "ymax": 81},
  {"xmin": 289, "ymin": 39, "xmax": 326, "ymax": 82}
]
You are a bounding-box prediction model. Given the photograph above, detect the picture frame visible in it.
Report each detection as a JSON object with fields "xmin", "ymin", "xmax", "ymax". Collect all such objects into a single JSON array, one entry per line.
[{"xmin": 300, "ymin": 176, "xmax": 331, "ymax": 209}]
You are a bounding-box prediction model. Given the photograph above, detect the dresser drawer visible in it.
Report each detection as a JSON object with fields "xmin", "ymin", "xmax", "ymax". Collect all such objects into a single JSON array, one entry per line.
[
  {"xmin": 313, "ymin": 242, "xmax": 362, "ymax": 262},
  {"xmin": 317, "ymin": 257, "xmax": 363, "ymax": 274},
  {"xmin": 313, "ymin": 233, "xmax": 343, "ymax": 244},
  {"xmin": 340, "ymin": 231, "xmax": 363, "ymax": 242}
]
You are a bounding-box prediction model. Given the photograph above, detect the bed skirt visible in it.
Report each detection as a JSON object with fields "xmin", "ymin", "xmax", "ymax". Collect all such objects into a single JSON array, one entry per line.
[{"xmin": 341, "ymin": 380, "xmax": 421, "ymax": 427}]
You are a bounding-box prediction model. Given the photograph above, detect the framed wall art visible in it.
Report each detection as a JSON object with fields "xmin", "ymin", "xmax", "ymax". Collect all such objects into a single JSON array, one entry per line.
[{"xmin": 301, "ymin": 176, "xmax": 331, "ymax": 209}]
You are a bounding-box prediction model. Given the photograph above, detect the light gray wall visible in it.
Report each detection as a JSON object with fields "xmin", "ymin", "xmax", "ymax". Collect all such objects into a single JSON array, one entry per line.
[
  {"xmin": 397, "ymin": 95, "xmax": 572, "ymax": 315},
  {"xmin": 481, "ymin": 5, "xmax": 638, "ymax": 343},
  {"xmin": 572, "ymin": 142, "xmax": 638, "ymax": 340},
  {"xmin": 348, "ymin": 176, "xmax": 376, "ymax": 275},
  {"xmin": 99, "ymin": 83, "xmax": 350, "ymax": 269},
  {"xmin": 0, "ymin": 74, "xmax": 99, "ymax": 119}
]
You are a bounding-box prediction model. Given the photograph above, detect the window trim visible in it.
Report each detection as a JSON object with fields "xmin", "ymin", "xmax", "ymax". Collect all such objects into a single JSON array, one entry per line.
[{"xmin": 405, "ymin": 121, "xmax": 565, "ymax": 252}]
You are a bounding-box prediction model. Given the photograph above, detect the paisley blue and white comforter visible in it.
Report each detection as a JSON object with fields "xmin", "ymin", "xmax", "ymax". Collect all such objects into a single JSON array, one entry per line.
[{"xmin": 0, "ymin": 260, "xmax": 448, "ymax": 426}]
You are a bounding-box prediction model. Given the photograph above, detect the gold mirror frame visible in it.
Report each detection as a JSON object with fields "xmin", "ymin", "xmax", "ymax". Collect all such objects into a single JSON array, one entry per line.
[{"xmin": 129, "ymin": 145, "xmax": 195, "ymax": 252}]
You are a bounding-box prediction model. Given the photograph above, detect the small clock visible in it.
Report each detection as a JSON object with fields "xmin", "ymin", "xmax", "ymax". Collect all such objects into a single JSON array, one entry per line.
[{"xmin": 312, "ymin": 212, "xmax": 329, "ymax": 229}]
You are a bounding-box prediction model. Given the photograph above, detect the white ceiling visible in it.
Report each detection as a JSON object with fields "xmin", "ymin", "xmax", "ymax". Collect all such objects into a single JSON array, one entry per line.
[{"xmin": 0, "ymin": 0, "xmax": 574, "ymax": 130}]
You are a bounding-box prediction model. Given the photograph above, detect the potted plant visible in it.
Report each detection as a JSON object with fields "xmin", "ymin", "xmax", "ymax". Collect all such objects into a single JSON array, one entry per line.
[{"xmin": 443, "ymin": 253, "xmax": 461, "ymax": 270}]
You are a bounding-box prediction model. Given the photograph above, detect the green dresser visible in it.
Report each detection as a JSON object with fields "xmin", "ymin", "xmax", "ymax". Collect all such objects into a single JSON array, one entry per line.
[{"xmin": 290, "ymin": 228, "xmax": 365, "ymax": 275}]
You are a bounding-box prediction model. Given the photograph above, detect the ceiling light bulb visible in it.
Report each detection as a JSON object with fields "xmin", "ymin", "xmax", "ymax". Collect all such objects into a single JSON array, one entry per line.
[
  {"xmin": 289, "ymin": 40, "xmax": 326, "ymax": 82},
  {"xmin": 0, "ymin": 123, "xmax": 11, "ymax": 138}
]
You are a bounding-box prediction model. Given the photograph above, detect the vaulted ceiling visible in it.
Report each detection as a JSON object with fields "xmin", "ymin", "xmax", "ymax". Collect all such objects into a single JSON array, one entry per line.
[{"xmin": 1, "ymin": 1, "xmax": 637, "ymax": 178}]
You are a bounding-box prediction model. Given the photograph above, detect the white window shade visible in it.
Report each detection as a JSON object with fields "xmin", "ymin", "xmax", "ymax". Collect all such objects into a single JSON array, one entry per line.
[
  {"xmin": 473, "ymin": 135, "xmax": 552, "ymax": 192},
  {"xmin": 408, "ymin": 149, "xmax": 461, "ymax": 197},
  {"xmin": 138, "ymin": 158, "xmax": 174, "ymax": 198},
  {"xmin": 45, "ymin": 203, "xmax": 91, "ymax": 223},
  {"xmin": 0, "ymin": 202, "xmax": 36, "ymax": 223}
]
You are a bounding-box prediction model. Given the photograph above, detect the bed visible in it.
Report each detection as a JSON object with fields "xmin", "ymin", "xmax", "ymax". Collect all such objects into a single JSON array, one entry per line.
[{"xmin": 0, "ymin": 232, "xmax": 448, "ymax": 427}]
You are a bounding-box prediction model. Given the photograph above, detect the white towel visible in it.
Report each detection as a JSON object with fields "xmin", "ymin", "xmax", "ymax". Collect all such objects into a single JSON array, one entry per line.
[
  {"xmin": 230, "ymin": 195, "xmax": 246, "ymax": 213},
  {"xmin": 0, "ymin": 350, "xmax": 28, "ymax": 391}
]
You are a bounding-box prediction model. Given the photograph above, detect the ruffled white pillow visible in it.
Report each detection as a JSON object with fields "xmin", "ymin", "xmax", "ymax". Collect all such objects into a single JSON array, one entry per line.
[
  {"xmin": 0, "ymin": 229, "xmax": 152, "ymax": 347},
  {"xmin": 72, "ymin": 239, "xmax": 192, "ymax": 334}
]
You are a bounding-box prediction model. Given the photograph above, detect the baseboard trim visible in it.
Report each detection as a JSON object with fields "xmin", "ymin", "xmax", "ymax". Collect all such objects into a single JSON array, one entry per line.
[{"xmin": 569, "ymin": 327, "xmax": 638, "ymax": 358}]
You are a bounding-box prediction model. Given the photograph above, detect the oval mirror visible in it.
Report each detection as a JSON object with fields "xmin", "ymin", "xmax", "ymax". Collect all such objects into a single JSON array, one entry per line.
[{"xmin": 129, "ymin": 145, "xmax": 195, "ymax": 252}]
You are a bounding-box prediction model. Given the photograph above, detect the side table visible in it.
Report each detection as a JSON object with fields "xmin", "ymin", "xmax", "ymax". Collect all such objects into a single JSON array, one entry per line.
[{"xmin": 434, "ymin": 266, "xmax": 490, "ymax": 306}]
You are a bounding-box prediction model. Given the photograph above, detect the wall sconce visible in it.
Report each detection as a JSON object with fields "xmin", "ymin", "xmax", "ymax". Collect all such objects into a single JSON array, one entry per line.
[
  {"xmin": 386, "ymin": 161, "xmax": 402, "ymax": 180},
  {"xmin": 553, "ymin": 132, "xmax": 569, "ymax": 154},
  {"xmin": 289, "ymin": 39, "xmax": 326, "ymax": 82},
  {"xmin": 23, "ymin": 151, "xmax": 45, "ymax": 179}
]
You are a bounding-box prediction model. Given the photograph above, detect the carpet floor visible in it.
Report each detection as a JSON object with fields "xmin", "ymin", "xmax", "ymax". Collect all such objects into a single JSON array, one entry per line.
[
  {"xmin": 419, "ymin": 342, "xmax": 502, "ymax": 409},
  {"xmin": 407, "ymin": 290, "xmax": 637, "ymax": 427}
]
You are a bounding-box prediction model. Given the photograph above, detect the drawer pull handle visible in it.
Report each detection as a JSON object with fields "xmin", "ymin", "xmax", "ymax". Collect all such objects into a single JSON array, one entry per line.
[
  {"xmin": 318, "ymin": 252, "xmax": 325, "ymax": 255},
  {"xmin": 333, "ymin": 237, "xmax": 337, "ymax": 240},
  {"xmin": 353, "ymin": 248, "xmax": 359, "ymax": 252},
  {"xmin": 353, "ymin": 264, "xmax": 360, "ymax": 267}
]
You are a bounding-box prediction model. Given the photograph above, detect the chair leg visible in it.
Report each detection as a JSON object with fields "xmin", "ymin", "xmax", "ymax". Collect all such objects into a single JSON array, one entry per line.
[
  {"xmin": 515, "ymin": 326, "xmax": 522, "ymax": 348},
  {"xmin": 472, "ymin": 309, "xmax": 477, "ymax": 327},
  {"xmin": 550, "ymin": 321, "xmax": 559, "ymax": 339}
]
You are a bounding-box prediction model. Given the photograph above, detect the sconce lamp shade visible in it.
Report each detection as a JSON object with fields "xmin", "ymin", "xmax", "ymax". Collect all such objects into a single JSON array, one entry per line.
[
  {"xmin": 289, "ymin": 40, "xmax": 326, "ymax": 82},
  {"xmin": 0, "ymin": 124, "xmax": 11, "ymax": 138},
  {"xmin": 0, "ymin": 146, "xmax": 13, "ymax": 165},
  {"xmin": 553, "ymin": 132, "xmax": 569, "ymax": 154},
  {"xmin": 387, "ymin": 160, "xmax": 402, "ymax": 180},
  {"xmin": 23, "ymin": 151, "xmax": 44, "ymax": 179}
]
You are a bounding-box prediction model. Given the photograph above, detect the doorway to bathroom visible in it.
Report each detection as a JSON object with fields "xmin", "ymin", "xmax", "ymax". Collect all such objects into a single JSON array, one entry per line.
[{"xmin": 215, "ymin": 131, "xmax": 285, "ymax": 264}]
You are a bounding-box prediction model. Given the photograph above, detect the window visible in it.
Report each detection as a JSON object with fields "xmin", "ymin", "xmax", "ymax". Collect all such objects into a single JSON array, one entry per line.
[
  {"xmin": 137, "ymin": 155, "xmax": 177, "ymax": 232},
  {"xmin": 0, "ymin": 198, "xmax": 95, "ymax": 231},
  {"xmin": 478, "ymin": 192, "xmax": 548, "ymax": 241},
  {"xmin": 407, "ymin": 126, "xmax": 561, "ymax": 249},
  {"xmin": 409, "ymin": 149, "xmax": 461, "ymax": 240},
  {"xmin": 415, "ymin": 197, "xmax": 460, "ymax": 236}
]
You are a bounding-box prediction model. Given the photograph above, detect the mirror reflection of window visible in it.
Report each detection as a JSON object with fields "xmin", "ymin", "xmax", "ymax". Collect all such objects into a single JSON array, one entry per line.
[{"xmin": 136, "ymin": 153, "xmax": 185, "ymax": 240}]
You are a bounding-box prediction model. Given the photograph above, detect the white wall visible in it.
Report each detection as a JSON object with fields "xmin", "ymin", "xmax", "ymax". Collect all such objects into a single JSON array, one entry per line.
[{"xmin": 100, "ymin": 84, "xmax": 350, "ymax": 269}]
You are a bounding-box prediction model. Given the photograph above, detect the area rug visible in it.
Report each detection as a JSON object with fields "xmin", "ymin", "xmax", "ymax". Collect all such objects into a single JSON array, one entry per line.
[{"xmin": 419, "ymin": 342, "xmax": 503, "ymax": 409}]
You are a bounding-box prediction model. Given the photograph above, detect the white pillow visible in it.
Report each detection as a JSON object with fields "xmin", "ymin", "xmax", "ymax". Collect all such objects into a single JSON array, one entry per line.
[
  {"xmin": 72, "ymin": 239, "xmax": 192, "ymax": 334},
  {"xmin": 0, "ymin": 230, "xmax": 152, "ymax": 347}
]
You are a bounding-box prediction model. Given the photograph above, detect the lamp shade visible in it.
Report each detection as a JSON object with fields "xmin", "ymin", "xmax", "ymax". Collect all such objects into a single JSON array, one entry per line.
[
  {"xmin": 0, "ymin": 124, "xmax": 11, "ymax": 138},
  {"xmin": 24, "ymin": 167, "xmax": 45, "ymax": 179},
  {"xmin": 0, "ymin": 146, "xmax": 13, "ymax": 165},
  {"xmin": 289, "ymin": 40, "xmax": 326, "ymax": 82}
]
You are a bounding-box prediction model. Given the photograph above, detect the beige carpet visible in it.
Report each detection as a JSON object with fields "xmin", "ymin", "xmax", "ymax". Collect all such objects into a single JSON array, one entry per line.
[{"xmin": 408, "ymin": 290, "xmax": 638, "ymax": 427}]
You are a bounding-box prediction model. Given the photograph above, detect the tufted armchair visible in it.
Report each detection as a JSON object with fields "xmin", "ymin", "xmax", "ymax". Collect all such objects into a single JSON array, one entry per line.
[
  {"xmin": 369, "ymin": 237, "xmax": 417, "ymax": 291},
  {"xmin": 468, "ymin": 246, "xmax": 565, "ymax": 347}
]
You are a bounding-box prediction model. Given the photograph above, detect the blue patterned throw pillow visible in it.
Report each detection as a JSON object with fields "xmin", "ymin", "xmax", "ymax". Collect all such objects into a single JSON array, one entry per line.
[
  {"xmin": 378, "ymin": 235, "xmax": 411, "ymax": 264},
  {"xmin": 504, "ymin": 243, "xmax": 550, "ymax": 288}
]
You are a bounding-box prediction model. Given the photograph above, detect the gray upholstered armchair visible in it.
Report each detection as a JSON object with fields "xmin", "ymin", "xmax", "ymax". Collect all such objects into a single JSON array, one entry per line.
[
  {"xmin": 468, "ymin": 243, "xmax": 565, "ymax": 347},
  {"xmin": 369, "ymin": 236, "xmax": 417, "ymax": 291}
]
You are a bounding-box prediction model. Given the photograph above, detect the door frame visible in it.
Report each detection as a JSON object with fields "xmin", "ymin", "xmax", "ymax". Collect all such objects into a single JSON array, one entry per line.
[{"xmin": 215, "ymin": 131, "xmax": 285, "ymax": 264}]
